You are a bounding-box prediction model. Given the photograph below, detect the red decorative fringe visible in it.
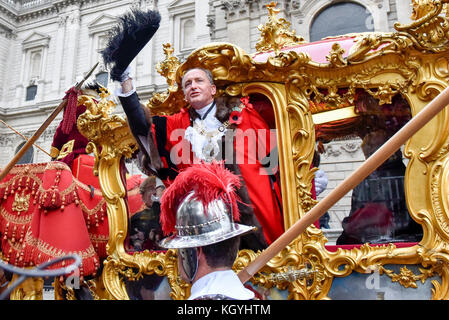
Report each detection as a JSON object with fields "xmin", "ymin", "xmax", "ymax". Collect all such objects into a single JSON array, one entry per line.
[
  {"xmin": 0, "ymin": 175, "xmax": 40, "ymax": 202},
  {"xmin": 0, "ymin": 172, "xmax": 39, "ymax": 268},
  {"xmin": 89, "ymin": 235, "xmax": 108, "ymax": 259},
  {"xmin": 22, "ymin": 230, "xmax": 100, "ymax": 277},
  {"xmin": 74, "ymin": 183, "xmax": 107, "ymax": 230},
  {"xmin": 0, "ymin": 163, "xmax": 104, "ymax": 277},
  {"xmin": 1, "ymin": 160, "xmax": 147, "ymax": 277},
  {"xmin": 39, "ymin": 187, "xmax": 62, "ymax": 211},
  {"xmin": 0, "ymin": 224, "xmax": 30, "ymax": 268}
]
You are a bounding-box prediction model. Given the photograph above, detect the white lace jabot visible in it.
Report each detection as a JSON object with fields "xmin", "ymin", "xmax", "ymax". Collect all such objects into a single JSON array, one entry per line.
[{"xmin": 184, "ymin": 102, "xmax": 226, "ymax": 161}]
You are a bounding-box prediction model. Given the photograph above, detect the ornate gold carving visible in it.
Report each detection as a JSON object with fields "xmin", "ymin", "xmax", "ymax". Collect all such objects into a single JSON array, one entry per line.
[
  {"xmin": 326, "ymin": 43, "xmax": 347, "ymax": 67},
  {"xmin": 57, "ymin": 139, "xmax": 74, "ymax": 160},
  {"xmin": 53, "ymin": 278, "xmax": 65, "ymax": 300},
  {"xmin": 156, "ymin": 43, "xmax": 181, "ymax": 92},
  {"xmin": 411, "ymin": 0, "xmax": 440, "ymax": 20},
  {"xmin": 347, "ymin": 33, "xmax": 393, "ymax": 63},
  {"xmin": 78, "ymin": 91, "xmax": 138, "ymax": 166},
  {"xmin": 269, "ymin": 265, "xmax": 318, "ymax": 283},
  {"xmin": 132, "ymin": 249, "xmax": 191, "ymax": 300},
  {"xmin": 435, "ymin": 56, "xmax": 449, "ymax": 78},
  {"xmin": 395, "ymin": 0, "xmax": 449, "ymax": 52},
  {"xmin": 311, "ymin": 106, "xmax": 359, "ymax": 125},
  {"xmin": 225, "ymin": 83, "xmax": 244, "ymax": 97},
  {"xmin": 147, "ymin": 44, "xmax": 186, "ymax": 115},
  {"xmin": 255, "ymin": 2, "xmax": 306, "ymax": 55},
  {"xmin": 12, "ymin": 190, "xmax": 30, "ymax": 214},
  {"xmin": 50, "ymin": 146, "xmax": 59, "ymax": 158},
  {"xmin": 9, "ymin": 274, "xmax": 43, "ymax": 300},
  {"xmin": 86, "ymin": 275, "xmax": 112, "ymax": 300},
  {"xmin": 310, "ymin": 86, "xmax": 355, "ymax": 109},
  {"xmin": 56, "ymin": 279, "xmax": 77, "ymax": 300},
  {"xmin": 234, "ymin": 239, "xmax": 328, "ymax": 300},
  {"xmin": 378, "ymin": 265, "xmax": 438, "ymax": 288},
  {"xmin": 364, "ymin": 83, "xmax": 407, "ymax": 105}
]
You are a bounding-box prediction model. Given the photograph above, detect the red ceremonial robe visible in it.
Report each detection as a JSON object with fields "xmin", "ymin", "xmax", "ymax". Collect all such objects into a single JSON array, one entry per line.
[{"xmin": 152, "ymin": 105, "xmax": 284, "ymax": 245}]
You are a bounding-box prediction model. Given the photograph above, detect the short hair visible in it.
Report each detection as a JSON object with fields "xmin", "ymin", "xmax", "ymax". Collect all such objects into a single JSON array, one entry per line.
[
  {"xmin": 201, "ymin": 236, "xmax": 241, "ymax": 268},
  {"xmin": 139, "ymin": 176, "xmax": 156, "ymax": 195},
  {"xmin": 181, "ymin": 68, "xmax": 215, "ymax": 90}
]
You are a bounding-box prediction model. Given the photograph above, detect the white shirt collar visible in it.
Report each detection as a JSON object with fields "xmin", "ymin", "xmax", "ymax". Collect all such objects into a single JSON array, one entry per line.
[
  {"xmin": 188, "ymin": 270, "xmax": 255, "ymax": 300},
  {"xmin": 194, "ymin": 101, "xmax": 215, "ymax": 119}
]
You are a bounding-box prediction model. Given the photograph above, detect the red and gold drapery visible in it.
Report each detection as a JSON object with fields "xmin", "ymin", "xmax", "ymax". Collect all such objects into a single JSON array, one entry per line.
[{"xmin": 0, "ymin": 156, "xmax": 145, "ymax": 277}]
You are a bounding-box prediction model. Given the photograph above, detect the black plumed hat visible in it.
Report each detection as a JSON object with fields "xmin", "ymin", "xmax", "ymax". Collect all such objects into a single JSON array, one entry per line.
[{"xmin": 101, "ymin": 9, "xmax": 161, "ymax": 81}]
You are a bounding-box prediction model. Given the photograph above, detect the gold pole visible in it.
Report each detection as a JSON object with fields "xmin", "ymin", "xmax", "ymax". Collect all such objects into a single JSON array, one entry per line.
[
  {"xmin": 0, "ymin": 62, "xmax": 98, "ymax": 182},
  {"xmin": 238, "ymin": 85, "xmax": 449, "ymax": 284},
  {"xmin": 0, "ymin": 119, "xmax": 51, "ymax": 157}
]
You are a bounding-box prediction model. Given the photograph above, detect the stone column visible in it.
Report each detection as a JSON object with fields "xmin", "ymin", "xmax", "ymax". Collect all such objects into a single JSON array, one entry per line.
[
  {"xmin": 195, "ymin": 0, "xmax": 211, "ymax": 44},
  {"xmin": 395, "ymin": 0, "xmax": 412, "ymax": 25},
  {"xmin": 220, "ymin": 0, "xmax": 253, "ymax": 53},
  {"xmin": 136, "ymin": 0, "xmax": 157, "ymax": 88},
  {"xmin": 61, "ymin": 6, "xmax": 81, "ymax": 90},
  {"xmin": 290, "ymin": 1, "xmax": 308, "ymax": 41},
  {"xmin": 372, "ymin": 0, "xmax": 390, "ymax": 32},
  {"xmin": 0, "ymin": 27, "xmax": 13, "ymax": 103},
  {"xmin": 0, "ymin": 134, "xmax": 15, "ymax": 167},
  {"xmin": 51, "ymin": 15, "xmax": 68, "ymax": 98}
]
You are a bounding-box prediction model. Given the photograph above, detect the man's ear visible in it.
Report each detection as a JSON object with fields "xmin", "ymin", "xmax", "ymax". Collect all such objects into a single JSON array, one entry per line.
[
  {"xmin": 197, "ymin": 247, "xmax": 203, "ymax": 258},
  {"xmin": 196, "ymin": 247, "xmax": 207, "ymax": 266}
]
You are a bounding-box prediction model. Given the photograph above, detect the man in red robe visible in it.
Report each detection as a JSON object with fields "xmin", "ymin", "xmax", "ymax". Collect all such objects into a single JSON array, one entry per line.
[{"xmin": 116, "ymin": 68, "xmax": 284, "ymax": 250}]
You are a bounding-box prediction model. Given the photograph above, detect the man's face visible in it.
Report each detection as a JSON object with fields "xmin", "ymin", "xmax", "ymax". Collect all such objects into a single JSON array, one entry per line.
[{"xmin": 182, "ymin": 69, "xmax": 216, "ymax": 110}]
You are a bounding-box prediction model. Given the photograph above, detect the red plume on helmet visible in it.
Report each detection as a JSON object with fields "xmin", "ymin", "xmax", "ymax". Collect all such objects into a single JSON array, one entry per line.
[{"xmin": 160, "ymin": 161, "xmax": 242, "ymax": 236}]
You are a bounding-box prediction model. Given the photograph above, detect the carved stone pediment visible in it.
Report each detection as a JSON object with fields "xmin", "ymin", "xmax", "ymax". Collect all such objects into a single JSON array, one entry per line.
[
  {"xmin": 21, "ymin": 31, "xmax": 50, "ymax": 51},
  {"xmin": 87, "ymin": 14, "xmax": 117, "ymax": 35},
  {"xmin": 168, "ymin": 0, "xmax": 195, "ymax": 13}
]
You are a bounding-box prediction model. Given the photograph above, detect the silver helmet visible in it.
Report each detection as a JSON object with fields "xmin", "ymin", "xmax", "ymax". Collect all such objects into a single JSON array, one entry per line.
[
  {"xmin": 157, "ymin": 161, "xmax": 255, "ymax": 283},
  {"xmin": 159, "ymin": 191, "xmax": 255, "ymax": 249}
]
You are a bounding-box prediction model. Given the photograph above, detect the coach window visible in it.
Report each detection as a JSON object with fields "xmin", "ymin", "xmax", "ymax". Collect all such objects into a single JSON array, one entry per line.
[{"xmin": 314, "ymin": 91, "xmax": 423, "ymax": 246}]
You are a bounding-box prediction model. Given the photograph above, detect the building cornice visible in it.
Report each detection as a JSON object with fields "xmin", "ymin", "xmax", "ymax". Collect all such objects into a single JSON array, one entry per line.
[
  {"xmin": 0, "ymin": 98, "xmax": 61, "ymax": 117},
  {"xmin": 0, "ymin": 0, "xmax": 125, "ymax": 25}
]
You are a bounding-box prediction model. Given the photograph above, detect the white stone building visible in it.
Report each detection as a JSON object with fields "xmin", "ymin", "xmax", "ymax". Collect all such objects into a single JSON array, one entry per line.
[{"xmin": 0, "ymin": 0, "xmax": 413, "ymax": 242}]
